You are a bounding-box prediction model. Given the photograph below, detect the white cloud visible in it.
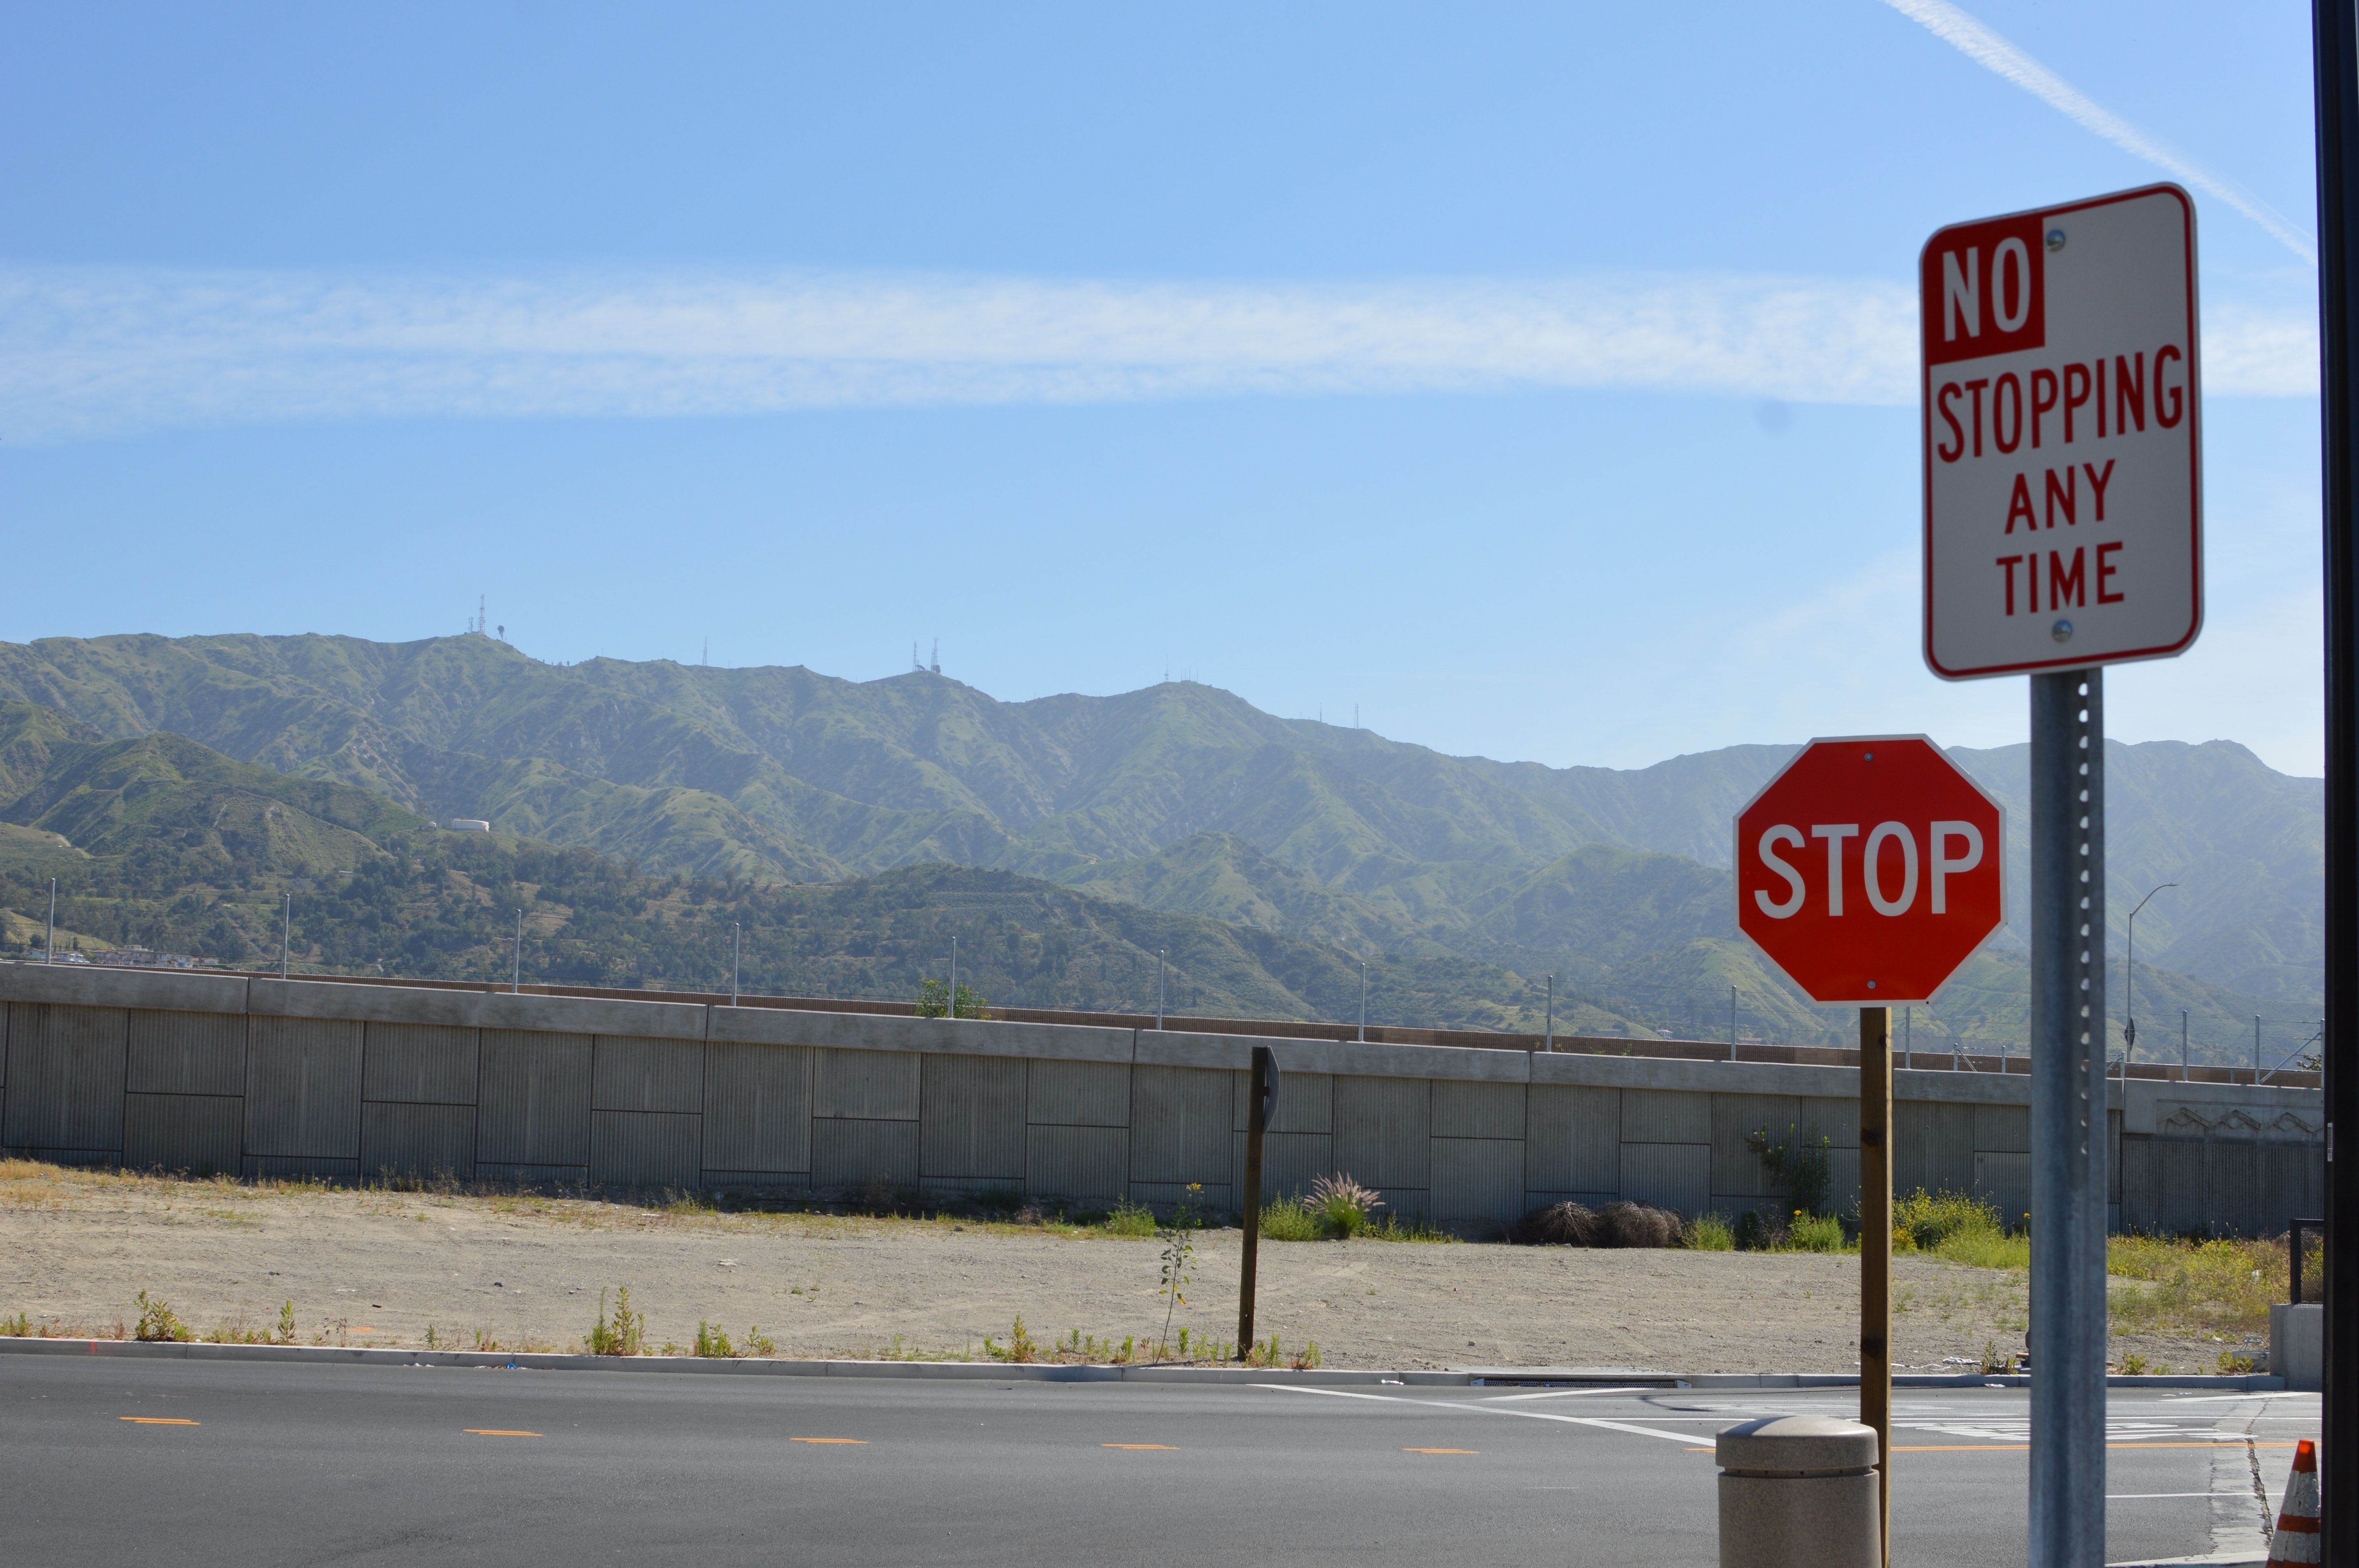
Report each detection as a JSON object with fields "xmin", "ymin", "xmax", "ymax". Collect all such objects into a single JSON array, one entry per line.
[
  {"xmin": 0, "ymin": 264, "xmax": 2316, "ymax": 441},
  {"xmin": 1876, "ymin": 0, "xmax": 2317, "ymax": 263}
]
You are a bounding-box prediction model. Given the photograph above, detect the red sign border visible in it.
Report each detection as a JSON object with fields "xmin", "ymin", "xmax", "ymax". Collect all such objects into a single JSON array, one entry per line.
[
  {"xmin": 1731, "ymin": 733, "xmax": 2009, "ymax": 1007},
  {"xmin": 1919, "ymin": 182, "xmax": 2204, "ymax": 682}
]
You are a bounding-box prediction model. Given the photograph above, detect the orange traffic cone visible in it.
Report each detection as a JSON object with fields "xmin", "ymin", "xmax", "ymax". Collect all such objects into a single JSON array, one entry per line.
[{"xmin": 2266, "ymin": 1438, "xmax": 2321, "ymax": 1566}]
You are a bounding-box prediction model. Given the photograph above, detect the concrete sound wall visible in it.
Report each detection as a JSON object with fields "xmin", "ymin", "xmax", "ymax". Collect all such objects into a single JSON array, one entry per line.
[{"xmin": 0, "ymin": 965, "xmax": 2324, "ymax": 1237}]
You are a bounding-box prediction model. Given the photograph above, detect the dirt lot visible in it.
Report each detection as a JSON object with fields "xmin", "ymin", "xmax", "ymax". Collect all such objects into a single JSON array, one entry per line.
[{"xmin": 0, "ymin": 1164, "xmax": 2233, "ymax": 1374}]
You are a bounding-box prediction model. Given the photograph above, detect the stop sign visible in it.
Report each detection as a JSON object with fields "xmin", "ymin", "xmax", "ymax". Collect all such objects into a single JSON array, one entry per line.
[{"xmin": 1734, "ymin": 736, "xmax": 2006, "ymax": 1005}]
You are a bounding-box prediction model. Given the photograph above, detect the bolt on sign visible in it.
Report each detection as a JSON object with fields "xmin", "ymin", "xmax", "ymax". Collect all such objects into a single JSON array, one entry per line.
[
  {"xmin": 1734, "ymin": 736, "xmax": 2006, "ymax": 1004},
  {"xmin": 1921, "ymin": 183, "xmax": 2202, "ymax": 679}
]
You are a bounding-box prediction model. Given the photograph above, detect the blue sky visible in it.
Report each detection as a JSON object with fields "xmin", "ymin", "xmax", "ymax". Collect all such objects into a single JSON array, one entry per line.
[{"xmin": 0, "ymin": 2, "xmax": 2328, "ymax": 773}]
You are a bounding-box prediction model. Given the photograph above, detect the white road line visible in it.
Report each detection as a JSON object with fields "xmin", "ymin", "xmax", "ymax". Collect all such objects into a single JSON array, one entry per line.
[
  {"xmin": 2156, "ymin": 1392, "xmax": 2319, "ymax": 1404},
  {"xmin": 1481, "ymin": 1387, "xmax": 1660, "ymax": 1403},
  {"xmin": 1251, "ymin": 1384, "xmax": 1703, "ymax": 1445}
]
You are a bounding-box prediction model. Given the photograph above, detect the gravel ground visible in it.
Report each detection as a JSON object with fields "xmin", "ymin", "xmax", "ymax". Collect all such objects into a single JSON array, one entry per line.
[{"xmin": 0, "ymin": 1165, "xmax": 2233, "ymax": 1374}]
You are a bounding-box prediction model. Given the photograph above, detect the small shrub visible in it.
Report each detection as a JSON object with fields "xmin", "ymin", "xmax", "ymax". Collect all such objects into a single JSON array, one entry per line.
[
  {"xmin": 0, "ymin": 1311, "xmax": 31, "ymax": 1336},
  {"xmin": 1979, "ymin": 1338, "xmax": 2013, "ymax": 1375},
  {"xmin": 743, "ymin": 1326, "xmax": 777, "ymax": 1357},
  {"xmin": 1685, "ymin": 1213, "xmax": 1736, "ymax": 1252},
  {"xmin": 984, "ymin": 1314, "xmax": 1039, "ymax": 1363},
  {"xmin": 1508, "ymin": 1201, "xmax": 1598, "ymax": 1246},
  {"xmin": 1782, "ymin": 1212, "xmax": 1848, "ymax": 1253},
  {"xmin": 1290, "ymin": 1341, "xmax": 1322, "ymax": 1370},
  {"xmin": 1735, "ymin": 1210, "xmax": 1770, "ymax": 1251},
  {"xmin": 134, "ymin": 1290, "xmax": 192, "ymax": 1343},
  {"xmin": 694, "ymin": 1321, "xmax": 736, "ymax": 1358},
  {"xmin": 1308, "ymin": 1174, "xmax": 1384, "ymax": 1239},
  {"xmin": 277, "ymin": 1301, "xmax": 297, "ymax": 1344},
  {"xmin": 1256, "ymin": 1196, "xmax": 1323, "ymax": 1241},
  {"xmin": 1595, "ymin": 1201, "xmax": 1683, "ymax": 1248},
  {"xmin": 1102, "ymin": 1199, "xmax": 1157, "ymax": 1238},
  {"xmin": 1895, "ymin": 1189, "xmax": 2006, "ymax": 1250},
  {"xmin": 2217, "ymin": 1348, "xmax": 2261, "ymax": 1376},
  {"xmin": 587, "ymin": 1286, "xmax": 645, "ymax": 1356},
  {"xmin": 2120, "ymin": 1352, "xmax": 2148, "ymax": 1376},
  {"xmin": 1118, "ymin": 1334, "xmax": 1135, "ymax": 1363},
  {"xmin": 1157, "ymin": 1213, "xmax": 1196, "ymax": 1347},
  {"xmin": 916, "ymin": 978, "xmax": 991, "ymax": 1019}
]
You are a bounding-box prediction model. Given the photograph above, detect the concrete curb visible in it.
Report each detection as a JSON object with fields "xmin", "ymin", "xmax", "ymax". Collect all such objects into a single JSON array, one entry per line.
[{"xmin": 0, "ymin": 1338, "xmax": 2289, "ymax": 1392}]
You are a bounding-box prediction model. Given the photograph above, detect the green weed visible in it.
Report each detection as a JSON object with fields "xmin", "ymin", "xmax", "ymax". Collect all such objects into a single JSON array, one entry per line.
[
  {"xmin": 1780, "ymin": 1211, "xmax": 1848, "ymax": 1253},
  {"xmin": 1747, "ymin": 1124, "xmax": 1833, "ymax": 1216},
  {"xmin": 1157, "ymin": 1207, "xmax": 1196, "ymax": 1347},
  {"xmin": 1309, "ymin": 1174, "xmax": 1384, "ymax": 1238},
  {"xmin": 277, "ymin": 1300, "xmax": 297, "ymax": 1344},
  {"xmin": 0, "ymin": 1310, "xmax": 30, "ymax": 1336},
  {"xmin": 984, "ymin": 1314, "xmax": 1040, "ymax": 1363},
  {"xmin": 1256, "ymin": 1196, "xmax": 1324, "ymax": 1241},
  {"xmin": 133, "ymin": 1290, "xmax": 192, "ymax": 1343},
  {"xmin": 743, "ymin": 1327, "xmax": 776, "ymax": 1357},
  {"xmin": 693, "ymin": 1321, "xmax": 735, "ymax": 1358},
  {"xmin": 1685, "ymin": 1213, "xmax": 1737, "ymax": 1252},
  {"xmin": 2120, "ymin": 1352, "xmax": 2148, "ymax": 1376},
  {"xmin": 1102, "ymin": 1199, "xmax": 1157, "ymax": 1239},
  {"xmin": 587, "ymin": 1285, "xmax": 645, "ymax": 1356}
]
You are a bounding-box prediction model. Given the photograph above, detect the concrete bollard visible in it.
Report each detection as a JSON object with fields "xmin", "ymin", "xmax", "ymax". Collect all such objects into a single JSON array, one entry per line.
[{"xmin": 1716, "ymin": 1414, "xmax": 1881, "ymax": 1568}]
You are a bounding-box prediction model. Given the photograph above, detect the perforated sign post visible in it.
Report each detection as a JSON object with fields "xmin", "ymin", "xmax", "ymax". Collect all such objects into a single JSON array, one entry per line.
[
  {"xmin": 1921, "ymin": 183, "xmax": 2203, "ymax": 1568},
  {"xmin": 1735, "ymin": 735, "xmax": 2005, "ymax": 1559}
]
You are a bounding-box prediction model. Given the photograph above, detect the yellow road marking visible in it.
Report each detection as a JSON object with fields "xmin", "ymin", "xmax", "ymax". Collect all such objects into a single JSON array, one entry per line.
[
  {"xmin": 791, "ymin": 1437, "xmax": 867, "ymax": 1445},
  {"xmin": 119, "ymin": 1416, "xmax": 198, "ymax": 1425},
  {"xmin": 1102, "ymin": 1443, "xmax": 1177, "ymax": 1450},
  {"xmin": 463, "ymin": 1429, "xmax": 541, "ymax": 1437},
  {"xmin": 1404, "ymin": 1448, "xmax": 1479, "ymax": 1454}
]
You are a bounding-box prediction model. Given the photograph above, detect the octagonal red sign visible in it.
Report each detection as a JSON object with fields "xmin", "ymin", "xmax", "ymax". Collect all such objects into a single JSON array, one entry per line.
[{"xmin": 1733, "ymin": 735, "xmax": 2005, "ymax": 1005}]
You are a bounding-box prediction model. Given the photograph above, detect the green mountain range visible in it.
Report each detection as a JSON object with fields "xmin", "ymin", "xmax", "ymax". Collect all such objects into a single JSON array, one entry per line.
[{"xmin": 0, "ymin": 632, "xmax": 2323, "ymax": 1061}]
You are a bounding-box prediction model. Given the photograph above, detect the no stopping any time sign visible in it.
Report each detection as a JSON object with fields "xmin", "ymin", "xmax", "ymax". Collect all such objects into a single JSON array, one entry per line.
[
  {"xmin": 1921, "ymin": 183, "xmax": 2202, "ymax": 679},
  {"xmin": 1734, "ymin": 737, "xmax": 2006, "ymax": 1005}
]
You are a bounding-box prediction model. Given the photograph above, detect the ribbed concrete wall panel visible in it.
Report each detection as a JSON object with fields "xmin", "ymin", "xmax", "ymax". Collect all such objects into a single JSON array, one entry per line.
[
  {"xmin": 1233, "ymin": 1068, "xmax": 1334, "ymax": 1134},
  {"xmin": 1974, "ymin": 1152, "xmax": 2032, "ymax": 1227},
  {"xmin": 1370, "ymin": 1186, "xmax": 1428, "ymax": 1220},
  {"xmin": 1620, "ymin": 1142, "xmax": 1710, "ymax": 1216},
  {"xmin": 1527, "ymin": 1190, "xmax": 1620, "ymax": 1212},
  {"xmin": 702, "ymin": 1043, "xmax": 812, "ymax": 1173},
  {"xmin": 127, "ymin": 1011, "xmax": 247, "ymax": 1096},
  {"xmin": 476, "ymin": 1030, "xmax": 592, "ymax": 1167},
  {"xmin": 2109, "ymin": 1110, "xmax": 2123, "ymax": 1205},
  {"xmin": 1525, "ymin": 1085, "xmax": 1619, "ymax": 1193},
  {"xmin": 591, "ymin": 1109, "xmax": 703, "ymax": 1188},
  {"xmin": 1331, "ymin": 1076, "xmax": 1430, "ymax": 1189},
  {"xmin": 592, "ymin": 1036, "xmax": 705, "ymax": 1113},
  {"xmin": 1710, "ymin": 1094, "xmax": 1799, "ymax": 1198},
  {"xmin": 1027, "ymin": 1125, "xmax": 1128, "ymax": 1201},
  {"xmin": 1975, "ymin": 1104, "xmax": 2031, "ymax": 1153},
  {"xmin": 242, "ymin": 1155, "xmax": 361, "ymax": 1180},
  {"xmin": 1232, "ymin": 1129, "xmax": 1336, "ymax": 1202},
  {"xmin": 815, "ymin": 1049, "xmax": 920, "ymax": 1120},
  {"xmin": 1894, "ymin": 1101, "xmax": 1977, "ymax": 1198},
  {"xmin": 473, "ymin": 1162, "xmax": 587, "ymax": 1185},
  {"xmin": 242, "ymin": 1017, "xmax": 362, "ymax": 1160},
  {"xmin": 1027, "ymin": 1059, "xmax": 1130, "ymax": 1128},
  {"xmin": 123, "ymin": 1092, "xmax": 243, "ymax": 1174},
  {"xmin": 2150, "ymin": 1138, "xmax": 2208, "ymax": 1233},
  {"xmin": 702, "ymin": 1169, "xmax": 811, "ymax": 1190},
  {"xmin": 1432, "ymin": 1080, "xmax": 1524, "ymax": 1141},
  {"xmin": 1432, "ymin": 1137, "xmax": 1524, "ymax": 1223},
  {"xmin": 1129, "ymin": 1065, "xmax": 1233, "ymax": 1185},
  {"xmin": 1826, "ymin": 1147, "xmax": 1862, "ymax": 1217},
  {"xmin": 362, "ymin": 1024, "xmax": 479, "ymax": 1105},
  {"xmin": 3, "ymin": 1003, "xmax": 129, "ymax": 1152},
  {"xmin": 921, "ymin": 1054, "xmax": 1026, "ymax": 1180},
  {"xmin": 812, "ymin": 1117, "xmax": 919, "ymax": 1191},
  {"xmin": 361, "ymin": 1102, "xmax": 477, "ymax": 1178},
  {"xmin": 2119, "ymin": 1137, "xmax": 2155, "ymax": 1232},
  {"xmin": 1621, "ymin": 1088, "xmax": 1710, "ymax": 1145},
  {"xmin": 1798, "ymin": 1096, "xmax": 1861, "ymax": 1149}
]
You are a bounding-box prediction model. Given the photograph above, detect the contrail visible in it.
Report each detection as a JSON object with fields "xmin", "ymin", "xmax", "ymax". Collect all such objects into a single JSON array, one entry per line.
[{"xmin": 1876, "ymin": 0, "xmax": 2315, "ymax": 263}]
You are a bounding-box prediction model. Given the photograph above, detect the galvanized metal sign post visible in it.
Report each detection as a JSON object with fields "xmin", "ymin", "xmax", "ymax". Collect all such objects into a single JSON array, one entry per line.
[{"xmin": 1921, "ymin": 184, "xmax": 2203, "ymax": 1566}]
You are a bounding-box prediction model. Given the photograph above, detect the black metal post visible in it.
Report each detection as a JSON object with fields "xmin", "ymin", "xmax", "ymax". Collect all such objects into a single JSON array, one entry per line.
[
  {"xmin": 1237, "ymin": 1045, "xmax": 1273, "ymax": 1357},
  {"xmin": 2317, "ymin": 2, "xmax": 2359, "ymax": 1555}
]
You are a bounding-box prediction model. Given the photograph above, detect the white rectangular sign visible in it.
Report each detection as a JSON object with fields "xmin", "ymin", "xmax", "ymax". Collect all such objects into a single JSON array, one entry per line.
[{"xmin": 1921, "ymin": 184, "xmax": 2202, "ymax": 680}]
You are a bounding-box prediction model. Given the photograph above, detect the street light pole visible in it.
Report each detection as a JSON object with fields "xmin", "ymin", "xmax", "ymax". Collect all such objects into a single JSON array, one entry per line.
[
  {"xmin": 2123, "ymin": 884, "xmax": 2177, "ymax": 1070},
  {"xmin": 1358, "ymin": 961, "xmax": 1367, "ymax": 1043}
]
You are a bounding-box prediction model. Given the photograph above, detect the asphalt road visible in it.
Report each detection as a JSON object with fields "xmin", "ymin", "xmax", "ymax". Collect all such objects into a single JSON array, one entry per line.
[{"xmin": 1, "ymin": 1356, "xmax": 2316, "ymax": 1566}]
